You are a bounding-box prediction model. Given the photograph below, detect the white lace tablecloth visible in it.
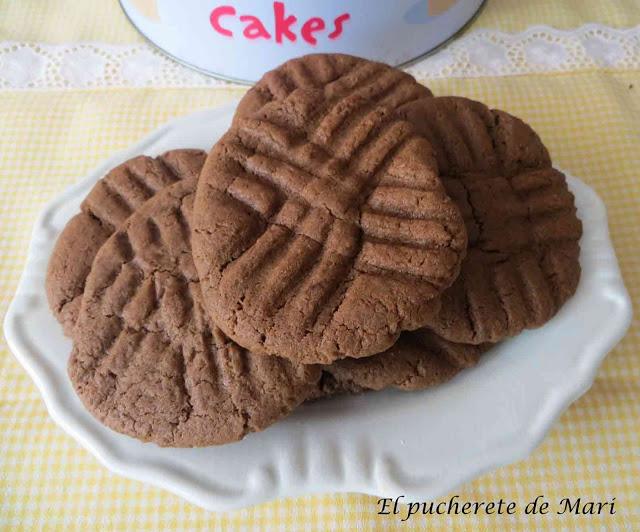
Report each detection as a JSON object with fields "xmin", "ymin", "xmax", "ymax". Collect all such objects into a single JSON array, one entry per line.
[{"xmin": 1, "ymin": 24, "xmax": 638, "ymax": 88}]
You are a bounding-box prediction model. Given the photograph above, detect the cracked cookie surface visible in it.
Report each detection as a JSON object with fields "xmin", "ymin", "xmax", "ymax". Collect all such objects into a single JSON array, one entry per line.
[
  {"xmin": 46, "ymin": 149, "xmax": 207, "ymax": 336},
  {"xmin": 317, "ymin": 329, "xmax": 488, "ymax": 395},
  {"xmin": 235, "ymin": 53, "xmax": 433, "ymax": 124},
  {"xmin": 397, "ymin": 96, "xmax": 583, "ymax": 344},
  {"xmin": 316, "ymin": 96, "xmax": 582, "ymax": 392},
  {"xmin": 192, "ymin": 88, "xmax": 467, "ymax": 364},
  {"xmin": 69, "ymin": 178, "xmax": 320, "ymax": 447}
]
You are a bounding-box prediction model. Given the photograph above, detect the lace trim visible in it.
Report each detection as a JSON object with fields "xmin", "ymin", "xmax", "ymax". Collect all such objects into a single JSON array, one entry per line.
[
  {"xmin": 1, "ymin": 24, "xmax": 638, "ymax": 89},
  {"xmin": 407, "ymin": 24, "xmax": 640, "ymax": 78}
]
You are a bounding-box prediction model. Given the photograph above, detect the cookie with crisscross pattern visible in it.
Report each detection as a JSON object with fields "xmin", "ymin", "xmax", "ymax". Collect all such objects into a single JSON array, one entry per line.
[
  {"xmin": 70, "ymin": 178, "xmax": 320, "ymax": 447},
  {"xmin": 46, "ymin": 149, "xmax": 206, "ymax": 335},
  {"xmin": 193, "ymin": 88, "xmax": 467, "ymax": 364}
]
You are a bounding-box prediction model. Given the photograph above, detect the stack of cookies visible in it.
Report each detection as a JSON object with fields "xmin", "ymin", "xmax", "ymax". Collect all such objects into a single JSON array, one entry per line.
[{"xmin": 46, "ymin": 54, "xmax": 583, "ymax": 447}]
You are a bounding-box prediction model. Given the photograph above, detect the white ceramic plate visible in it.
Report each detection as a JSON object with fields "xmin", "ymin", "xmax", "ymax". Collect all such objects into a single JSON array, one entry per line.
[{"xmin": 4, "ymin": 103, "xmax": 632, "ymax": 511}]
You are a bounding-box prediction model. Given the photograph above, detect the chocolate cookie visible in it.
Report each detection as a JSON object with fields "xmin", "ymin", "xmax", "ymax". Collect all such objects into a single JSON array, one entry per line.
[
  {"xmin": 69, "ymin": 178, "xmax": 320, "ymax": 447},
  {"xmin": 192, "ymin": 88, "xmax": 467, "ymax": 365},
  {"xmin": 318, "ymin": 330, "xmax": 488, "ymax": 395},
  {"xmin": 235, "ymin": 53, "xmax": 432, "ymax": 124},
  {"xmin": 46, "ymin": 149, "xmax": 206, "ymax": 336},
  {"xmin": 397, "ymin": 97, "xmax": 582, "ymax": 344}
]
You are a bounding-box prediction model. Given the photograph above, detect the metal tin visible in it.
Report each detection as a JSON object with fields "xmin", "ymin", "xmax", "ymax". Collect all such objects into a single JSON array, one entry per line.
[{"xmin": 120, "ymin": 0, "xmax": 485, "ymax": 84}]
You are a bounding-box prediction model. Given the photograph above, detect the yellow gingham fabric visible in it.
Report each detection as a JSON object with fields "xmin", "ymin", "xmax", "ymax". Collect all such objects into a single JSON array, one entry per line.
[{"xmin": 1, "ymin": 2, "xmax": 639, "ymax": 531}]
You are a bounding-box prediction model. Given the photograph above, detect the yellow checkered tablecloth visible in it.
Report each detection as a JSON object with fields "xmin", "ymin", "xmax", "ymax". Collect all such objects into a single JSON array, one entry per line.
[{"xmin": 0, "ymin": 1, "xmax": 639, "ymax": 530}]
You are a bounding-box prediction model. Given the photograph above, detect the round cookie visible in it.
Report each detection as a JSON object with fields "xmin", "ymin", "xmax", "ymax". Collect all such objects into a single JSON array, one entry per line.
[
  {"xmin": 192, "ymin": 87, "xmax": 467, "ymax": 365},
  {"xmin": 235, "ymin": 53, "xmax": 433, "ymax": 124},
  {"xmin": 396, "ymin": 96, "xmax": 583, "ymax": 344},
  {"xmin": 69, "ymin": 178, "xmax": 320, "ymax": 447},
  {"xmin": 315, "ymin": 96, "xmax": 582, "ymax": 395},
  {"xmin": 318, "ymin": 330, "xmax": 488, "ymax": 395},
  {"xmin": 47, "ymin": 149, "xmax": 206, "ymax": 336}
]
